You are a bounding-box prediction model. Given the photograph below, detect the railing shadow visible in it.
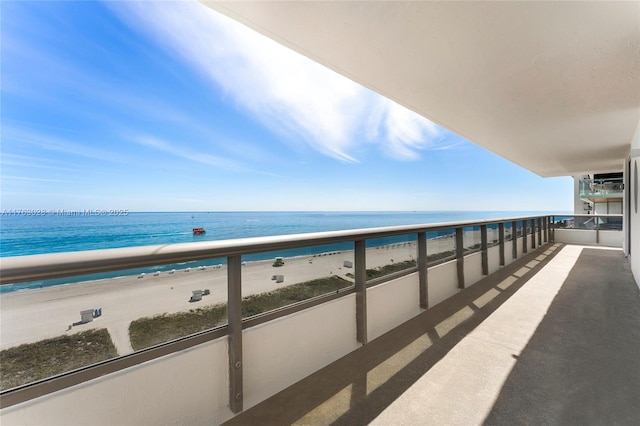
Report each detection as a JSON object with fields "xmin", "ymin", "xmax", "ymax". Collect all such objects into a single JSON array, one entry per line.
[
  {"xmin": 482, "ymin": 248, "xmax": 640, "ymax": 425},
  {"xmin": 223, "ymin": 244, "xmax": 562, "ymax": 425}
]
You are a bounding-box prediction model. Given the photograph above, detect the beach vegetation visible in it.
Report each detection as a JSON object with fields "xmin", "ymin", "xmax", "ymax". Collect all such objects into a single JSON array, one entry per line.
[
  {"xmin": 344, "ymin": 259, "xmax": 418, "ymax": 280},
  {"xmin": 344, "ymin": 251, "xmax": 462, "ymax": 280},
  {"xmin": 129, "ymin": 306, "xmax": 227, "ymax": 351},
  {"xmin": 364, "ymin": 259, "xmax": 417, "ymax": 280},
  {"xmin": 129, "ymin": 275, "xmax": 352, "ymax": 350},
  {"xmin": 427, "ymin": 250, "xmax": 456, "ymax": 263},
  {"xmin": 0, "ymin": 329, "xmax": 117, "ymax": 391},
  {"xmin": 242, "ymin": 275, "xmax": 351, "ymax": 317}
]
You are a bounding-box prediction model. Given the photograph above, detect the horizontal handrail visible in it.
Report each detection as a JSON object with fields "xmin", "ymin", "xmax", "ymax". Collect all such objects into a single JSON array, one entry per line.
[
  {"xmin": 0, "ymin": 215, "xmax": 570, "ymax": 285},
  {"xmin": 551, "ymin": 214, "xmax": 622, "ymax": 219}
]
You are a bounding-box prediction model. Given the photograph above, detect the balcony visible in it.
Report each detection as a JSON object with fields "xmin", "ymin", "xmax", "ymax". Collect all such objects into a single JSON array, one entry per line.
[
  {"xmin": 579, "ymin": 178, "xmax": 624, "ymax": 202},
  {"xmin": 226, "ymin": 243, "xmax": 640, "ymax": 425},
  {"xmin": 0, "ymin": 215, "xmax": 636, "ymax": 425}
]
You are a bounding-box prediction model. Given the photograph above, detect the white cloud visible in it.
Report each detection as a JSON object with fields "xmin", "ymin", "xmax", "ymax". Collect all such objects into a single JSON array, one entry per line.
[
  {"xmin": 107, "ymin": 1, "xmax": 445, "ymax": 162},
  {"xmin": 368, "ymin": 99, "xmax": 443, "ymax": 160}
]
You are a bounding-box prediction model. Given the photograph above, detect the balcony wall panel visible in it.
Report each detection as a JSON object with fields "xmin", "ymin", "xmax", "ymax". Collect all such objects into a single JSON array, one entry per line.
[
  {"xmin": 503, "ymin": 236, "xmax": 525, "ymax": 263},
  {"xmin": 597, "ymin": 230, "xmax": 623, "ymax": 247},
  {"xmin": 488, "ymin": 245, "xmax": 501, "ymax": 274},
  {"xmin": 0, "ymin": 338, "xmax": 231, "ymax": 426},
  {"xmin": 464, "ymin": 252, "xmax": 484, "ymax": 288},
  {"xmin": 368, "ymin": 273, "xmax": 422, "ymax": 341},
  {"xmin": 243, "ymin": 295, "xmax": 358, "ymax": 409},
  {"xmin": 555, "ymin": 229, "xmax": 598, "ymax": 245},
  {"xmin": 428, "ymin": 260, "xmax": 459, "ymax": 306}
]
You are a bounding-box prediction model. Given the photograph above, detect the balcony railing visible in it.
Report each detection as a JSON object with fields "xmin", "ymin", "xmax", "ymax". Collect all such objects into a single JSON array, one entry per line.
[
  {"xmin": 0, "ymin": 214, "xmax": 620, "ymax": 421},
  {"xmin": 579, "ymin": 178, "xmax": 624, "ymax": 200},
  {"xmin": 551, "ymin": 214, "xmax": 623, "ymax": 246}
]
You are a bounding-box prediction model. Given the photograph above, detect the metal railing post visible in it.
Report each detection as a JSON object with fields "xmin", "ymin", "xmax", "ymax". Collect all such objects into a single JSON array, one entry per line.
[
  {"xmin": 498, "ymin": 222, "xmax": 505, "ymax": 266},
  {"xmin": 537, "ymin": 217, "xmax": 542, "ymax": 246},
  {"xmin": 512, "ymin": 221, "xmax": 518, "ymax": 259},
  {"xmin": 355, "ymin": 240, "xmax": 367, "ymax": 345},
  {"xmin": 596, "ymin": 215, "xmax": 600, "ymax": 244},
  {"xmin": 418, "ymin": 232, "xmax": 428, "ymax": 309},
  {"xmin": 480, "ymin": 224, "xmax": 488, "ymax": 275},
  {"xmin": 456, "ymin": 227, "xmax": 465, "ymax": 288},
  {"xmin": 531, "ymin": 218, "xmax": 536, "ymax": 249},
  {"xmin": 227, "ymin": 255, "xmax": 243, "ymax": 414},
  {"xmin": 522, "ymin": 221, "xmax": 528, "ymax": 254},
  {"xmin": 551, "ymin": 216, "xmax": 555, "ymax": 242},
  {"xmin": 543, "ymin": 217, "xmax": 548, "ymax": 243}
]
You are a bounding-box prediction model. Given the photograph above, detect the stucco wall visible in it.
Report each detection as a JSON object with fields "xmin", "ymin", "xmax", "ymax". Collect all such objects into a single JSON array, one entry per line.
[
  {"xmin": 630, "ymin": 120, "xmax": 640, "ymax": 289},
  {"xmin": 428, "ymin": 260, "xmax": 459, "ymax": 306},
  {"xmin": 368, "ymin": 274, "xmax": 422, "ymax": 341},
  {"xmin": 243, "ymin": 295, "xmax": 359, "ymax": 409}
]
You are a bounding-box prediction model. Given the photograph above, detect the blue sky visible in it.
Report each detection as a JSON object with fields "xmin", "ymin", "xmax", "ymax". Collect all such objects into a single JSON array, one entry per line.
[{"xmin": 1, "ymin": 1, "xmax": 573, "ymax": 212}]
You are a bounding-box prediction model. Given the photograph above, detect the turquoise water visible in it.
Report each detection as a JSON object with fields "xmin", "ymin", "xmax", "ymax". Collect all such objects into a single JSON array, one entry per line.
[{"xmin": 0, "ymin": 211, "xmax": 552, "ymax": 292}]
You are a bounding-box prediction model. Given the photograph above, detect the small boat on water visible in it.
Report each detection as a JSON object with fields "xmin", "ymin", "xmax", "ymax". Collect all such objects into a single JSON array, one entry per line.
[{"xmin": 193, "ymin": 227, "xmax": 206, "ymax": 235}]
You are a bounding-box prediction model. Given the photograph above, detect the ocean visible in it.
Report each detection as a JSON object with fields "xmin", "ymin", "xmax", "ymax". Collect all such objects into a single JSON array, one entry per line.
[{"xmin": 0, "ymin": 211, "xmax": 553, "ymax": 293}]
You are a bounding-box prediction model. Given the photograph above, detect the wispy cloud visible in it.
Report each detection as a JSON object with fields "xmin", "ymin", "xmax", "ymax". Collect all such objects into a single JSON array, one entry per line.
[
  {"xmin": 131, "ymin": 135, "xmax": 237, "ymax": 169},
  {"xmin": 129, "ymin": 134, "xmax": 283, "ymax": 177},
  {"xmin": 367, "ymin": 99, "xmax": 444, "ymax": 160},
  {"xmin": 107, "ymin": 1, "xmax": 447, "ymax": 162},
  {"xmin": 1, "ymin": 175, "xmax": 71, "ymax": 183},
  {"xmin": 3, "ymin": 125, "xmax": 127, "ymax": 163},
  {"xmin": 0, "ymin": 154, "xmax": 96, "ymax": 173}
]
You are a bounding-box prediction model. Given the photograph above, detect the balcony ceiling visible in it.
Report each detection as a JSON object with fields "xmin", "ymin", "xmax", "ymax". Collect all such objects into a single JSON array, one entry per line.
[{"xmin": 204, "ymin": 1, "xmax": 640, "ymax": 177}]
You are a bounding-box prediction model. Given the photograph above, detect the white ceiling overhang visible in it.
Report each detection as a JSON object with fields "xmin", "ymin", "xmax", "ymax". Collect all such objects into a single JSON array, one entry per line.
[{"xmin": 203, "ymin": 1, "xmax": 640, "ymax": 177}]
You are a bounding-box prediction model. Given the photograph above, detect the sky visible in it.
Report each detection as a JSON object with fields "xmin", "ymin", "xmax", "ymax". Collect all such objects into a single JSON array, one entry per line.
[{"xmin": 0, "ymin": 1, "xmax": 574, "ymax": 212}]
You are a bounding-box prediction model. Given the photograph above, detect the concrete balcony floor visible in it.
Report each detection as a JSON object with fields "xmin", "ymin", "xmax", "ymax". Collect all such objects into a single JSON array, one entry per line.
[{"xmin": 225, "ymin": 243, "xmax": 640, "ymax": 425}]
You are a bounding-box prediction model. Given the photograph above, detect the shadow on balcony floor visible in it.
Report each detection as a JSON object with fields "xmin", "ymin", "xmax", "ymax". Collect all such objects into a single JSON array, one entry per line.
[
  {"xmin": 483, "ymin": 248, "xmax": 640, "ymax": 425},
  {"xmin": 225, "ymin": 242, "xmax": 623, "ymax": 425}
]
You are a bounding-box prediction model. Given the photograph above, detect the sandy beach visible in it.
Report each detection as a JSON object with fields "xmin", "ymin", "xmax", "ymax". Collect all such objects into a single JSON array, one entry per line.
[{"xmin": 0, "ymin": 236, "xmax": 462, "ymax": 354}]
